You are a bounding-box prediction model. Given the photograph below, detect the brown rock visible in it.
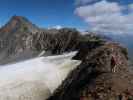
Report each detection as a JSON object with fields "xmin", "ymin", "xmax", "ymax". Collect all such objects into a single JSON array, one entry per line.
[{"xmin": 47, "ymin": 42, "xmax": 132, "ymax": 100}]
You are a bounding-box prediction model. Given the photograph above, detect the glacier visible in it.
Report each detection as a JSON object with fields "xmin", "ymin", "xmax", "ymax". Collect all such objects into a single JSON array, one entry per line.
[{"xmin": 0, "ymin": 52, "xmax": 81, "ymax": 100}]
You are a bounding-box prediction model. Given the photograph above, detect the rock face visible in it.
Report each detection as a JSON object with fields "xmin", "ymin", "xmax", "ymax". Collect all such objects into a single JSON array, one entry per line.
[
  {"xmin": 33, "ymin": 28, "xmax": 81, "ymax": 54},
  {"xmin": 33, "ymin": 29, "xmax": 106, "ymax": 55},
  {"xmin": 47, "ymin": 43, "xmax": 133, "ymax": 100}
]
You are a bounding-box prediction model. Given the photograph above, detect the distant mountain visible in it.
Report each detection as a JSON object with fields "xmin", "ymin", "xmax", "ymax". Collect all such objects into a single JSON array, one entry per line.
[
  {"xmin": 0, "ymin": 16, "xmax": 40, "ymax": 34},
  {"xmin": 0, "ymin": 16, "xmax": 42, "ymax": 62}
]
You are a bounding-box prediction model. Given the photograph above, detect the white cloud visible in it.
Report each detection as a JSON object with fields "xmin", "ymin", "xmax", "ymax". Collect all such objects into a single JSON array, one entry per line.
[
  {"xmin": 49, "ymin": 25, "xmax": 62, "ymax": 30},
  {"xmin": 75, "ymin": 0, "xmax": 133, "ymax": 34},
  {"xmin": 53, "ymin": 25, "xmax": 62, "ymax": 29},
  {"xmin": 75, "ymin": 0, "xmax": 97, "ymax": 5}
]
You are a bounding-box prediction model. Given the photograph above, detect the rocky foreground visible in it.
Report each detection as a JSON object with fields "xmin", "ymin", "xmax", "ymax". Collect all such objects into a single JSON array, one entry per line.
[{"xmin": 47, "ymin": 42, "xmax": 133, "ymax": 100}]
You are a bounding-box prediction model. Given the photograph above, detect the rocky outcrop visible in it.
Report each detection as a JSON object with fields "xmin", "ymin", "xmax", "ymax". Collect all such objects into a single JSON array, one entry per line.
[{"xmin": 47, "ymin": 42, "xmax": 133, "ymax": 100}]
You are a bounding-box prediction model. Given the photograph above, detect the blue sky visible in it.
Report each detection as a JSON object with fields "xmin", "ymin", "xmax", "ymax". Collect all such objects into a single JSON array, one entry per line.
[
  {"xmin": 0, "ymin": 0, "xmax": 88, "ymax": 29},
  {"xmin": 0, "ymin": 0, "xmax": 132, "ymax": 32}
]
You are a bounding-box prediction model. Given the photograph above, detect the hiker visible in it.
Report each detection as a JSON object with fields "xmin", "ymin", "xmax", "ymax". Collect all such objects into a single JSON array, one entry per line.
[{"xmin": 111, "ymin": 55, "xmax": 117, "ymax": 72}]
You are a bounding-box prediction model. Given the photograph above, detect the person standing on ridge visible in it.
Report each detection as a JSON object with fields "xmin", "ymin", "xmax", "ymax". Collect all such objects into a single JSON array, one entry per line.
[{"xmin": 111, "ymin": 55, "xmax": 117, "ymax": 72}]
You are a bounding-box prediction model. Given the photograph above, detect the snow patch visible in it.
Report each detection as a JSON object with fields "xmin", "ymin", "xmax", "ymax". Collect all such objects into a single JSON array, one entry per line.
[{"xmin": 0, "ymin": 52, "xmax": 81, "ymax": 100}]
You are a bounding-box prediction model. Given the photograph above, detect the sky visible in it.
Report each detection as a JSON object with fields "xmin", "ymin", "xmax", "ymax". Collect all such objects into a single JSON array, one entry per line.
[
  {"xmin": 0, "ymin": 0, "xmax": 88, "ymax": 30},
  {"xmin": 0, "ymin": 0, "xmax": 133, "ymax": 33}
]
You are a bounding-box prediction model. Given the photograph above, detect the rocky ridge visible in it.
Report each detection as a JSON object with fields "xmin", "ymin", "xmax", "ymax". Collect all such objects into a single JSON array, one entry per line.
[{"xmin": 47, "ymin": 42, "xmax": 133, "ymax": 100}]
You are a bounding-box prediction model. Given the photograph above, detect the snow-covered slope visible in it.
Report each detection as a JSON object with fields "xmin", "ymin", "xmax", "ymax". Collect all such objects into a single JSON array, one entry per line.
[{"xmin": 0, "ymin": 52, "xmax": 81, "ymax": 100}]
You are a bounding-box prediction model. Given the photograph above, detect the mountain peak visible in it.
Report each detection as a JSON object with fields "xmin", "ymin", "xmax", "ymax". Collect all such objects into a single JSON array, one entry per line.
[
  {"xmin": 10, "ymin": 16, "xmax": 29, "ymax": 22},
  {"xmin": 0, "ymin": 15, "xmax": 40, "ymax": 34}
]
